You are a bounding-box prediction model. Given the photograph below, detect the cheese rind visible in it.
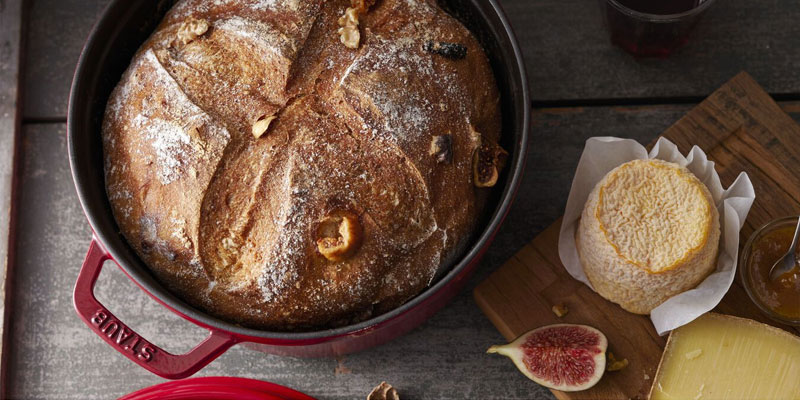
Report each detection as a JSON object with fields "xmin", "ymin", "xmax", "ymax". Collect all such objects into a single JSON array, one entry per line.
[
  {"xmin": 577, "ymin": 159, "xmax": 720, "ymax": 314},
  {"xmin": 650, "ymin": 313, "xmax": 800, "ymax": 400}
]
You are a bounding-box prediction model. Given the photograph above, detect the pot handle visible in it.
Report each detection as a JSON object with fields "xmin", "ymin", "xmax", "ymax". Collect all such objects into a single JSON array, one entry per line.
[{"xmin": 73, "ymin": 238, "xmax": 238, "ymax": 379}]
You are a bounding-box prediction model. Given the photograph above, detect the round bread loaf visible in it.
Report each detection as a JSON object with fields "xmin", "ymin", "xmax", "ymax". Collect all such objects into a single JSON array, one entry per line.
[
  {"xmin": 102, "ymin": 0, "xmax": 503, "ymax": 330},
  {"xmin": 576, "ymin": 159, "xmax": 720, "ymax": 314}
]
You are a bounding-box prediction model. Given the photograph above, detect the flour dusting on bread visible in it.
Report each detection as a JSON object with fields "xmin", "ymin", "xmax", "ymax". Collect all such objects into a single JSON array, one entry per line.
[{"xmin": 102, "ymin": 0, "xmax": 502, "ymax": 330}]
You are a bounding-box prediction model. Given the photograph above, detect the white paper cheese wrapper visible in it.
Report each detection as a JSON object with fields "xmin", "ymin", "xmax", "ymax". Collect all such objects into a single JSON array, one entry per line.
[{"xmin": 558, "ymin": 137, "xmax": 755, "ymax": 335}]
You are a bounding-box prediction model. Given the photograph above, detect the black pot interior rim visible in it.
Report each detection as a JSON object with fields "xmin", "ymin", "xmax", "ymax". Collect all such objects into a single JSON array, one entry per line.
[{"xmin": 68, "ymin": 0, "xmax": 531, "ymax": 341}]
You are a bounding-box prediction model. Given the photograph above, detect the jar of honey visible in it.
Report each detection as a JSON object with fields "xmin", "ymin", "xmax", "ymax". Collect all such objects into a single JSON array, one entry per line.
[{"xmin": 740, "ymin": 216, "xmax": 800, "ymax": 326}]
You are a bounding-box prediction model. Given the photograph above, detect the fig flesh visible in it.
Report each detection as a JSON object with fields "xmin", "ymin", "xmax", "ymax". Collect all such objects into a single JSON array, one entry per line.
[
  {"xmin": 473, "ymin": 141, "xmax": 508, "ymax": 188},
  {"xmin": 487, "ymin": 324, "xmax": 607, "ymax": 392}
]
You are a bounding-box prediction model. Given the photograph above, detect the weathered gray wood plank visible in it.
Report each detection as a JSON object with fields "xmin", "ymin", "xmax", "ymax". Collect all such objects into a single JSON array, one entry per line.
[
  {"xmin": 21, "ymin": 0, "xmax": 800, "ymax": 119},
  {"xmin": 11, "ymin": 101, "xmax": 800, "ymax": 397},
  {"xmin": 0, "ymin": 0, "xmax": 24, "ymax": 394},
  {"xmin": 22, "ymin": 0, "xmax": 109, "ymax": 120},
  {"xmin": 502, "ymin": 0, "xmax": 800, "ymax": 102},
  {"xmin": 7, "ymin": 123, "xmax": 552, "ymax": 400}
]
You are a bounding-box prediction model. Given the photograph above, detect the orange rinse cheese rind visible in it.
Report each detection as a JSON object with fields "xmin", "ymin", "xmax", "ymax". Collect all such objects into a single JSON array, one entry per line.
[
  {"xmin": 557, "ymin": 137, "xmax": 755, "ymax": 335},
  {"xmin": 578, "ymin": 158, "xmax": 721, "ymax": 314}
]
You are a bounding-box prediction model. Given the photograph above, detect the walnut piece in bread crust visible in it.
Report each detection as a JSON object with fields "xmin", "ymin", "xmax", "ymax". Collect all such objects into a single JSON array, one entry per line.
[
  {"xmin": 338, "ymin": 7, "xmax": 361, "ymax": 49},
  {"xmin": 175, "ymin": 18, "xmax": 209, "ymax": 46}
]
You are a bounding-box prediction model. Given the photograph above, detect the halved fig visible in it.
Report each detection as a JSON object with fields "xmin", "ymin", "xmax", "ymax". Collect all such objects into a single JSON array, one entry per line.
[
  {"xmin": 473, "ymin": 140, "xmax": 508, "ymax": 188},
  {"xmin": 487, "ymin": 324, "xmax": 607, "ymax": 392},
  {"xmin": 316, "ymin": 210, "xmax": 363, "ymax": 261}
]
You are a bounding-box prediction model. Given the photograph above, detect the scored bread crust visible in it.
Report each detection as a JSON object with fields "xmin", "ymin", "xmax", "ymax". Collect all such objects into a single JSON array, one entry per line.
[
  {"xmin": 576, "ymin": 159, "xmax": 720, "ymax": 314},
  {"xmin": 101, "ymin": 0, "xmax": 501, "ymax": 330}
]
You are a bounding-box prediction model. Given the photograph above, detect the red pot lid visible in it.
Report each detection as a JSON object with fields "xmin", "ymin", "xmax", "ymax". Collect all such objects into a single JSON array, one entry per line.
[{"xmin": 119, "ymin": 377, "xmax": 316, "ymax": 400}]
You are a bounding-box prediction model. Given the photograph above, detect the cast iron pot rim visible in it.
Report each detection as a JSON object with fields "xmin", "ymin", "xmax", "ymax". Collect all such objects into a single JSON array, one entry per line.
[{"xmin": 68, "ymin": 0, "xmax": 530, "ymax": 342}]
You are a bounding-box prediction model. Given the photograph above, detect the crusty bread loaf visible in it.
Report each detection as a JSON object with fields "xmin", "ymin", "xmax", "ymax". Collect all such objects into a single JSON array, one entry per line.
[
  {"xmin": 102, "ymin": 0, "xmax": 502, "ymax": 330},
  {"xmin": 576, "ymin": 159, "xmax": 720, "ymax": 314}
]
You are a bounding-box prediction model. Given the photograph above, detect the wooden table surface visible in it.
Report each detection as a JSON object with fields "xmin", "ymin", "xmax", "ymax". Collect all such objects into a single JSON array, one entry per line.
[{"xmin": 2, "ymin": 0, "xmax": 800, "ymax": 399}]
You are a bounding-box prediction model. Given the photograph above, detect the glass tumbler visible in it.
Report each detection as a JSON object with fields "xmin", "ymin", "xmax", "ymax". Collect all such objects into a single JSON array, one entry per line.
[{"xmin": 599, "ymin": 0, "xmax": 717, "ymax": 57}]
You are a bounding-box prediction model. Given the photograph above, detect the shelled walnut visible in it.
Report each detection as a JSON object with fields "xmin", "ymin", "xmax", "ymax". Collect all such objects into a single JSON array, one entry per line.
[
  {"xmin": 337, "ymin": 0, "xmax": 375, "ymax": 49},
  {"xmin": 338, "ymin": 7, "xmax": 361, "ymax": 49},
  {"xmin": 367, "ymin": 382, "xmax": 399, "ymax": 400},
  {"xmin": 176, "ymin": 18, "xmax": 209, "ymax": 46}
]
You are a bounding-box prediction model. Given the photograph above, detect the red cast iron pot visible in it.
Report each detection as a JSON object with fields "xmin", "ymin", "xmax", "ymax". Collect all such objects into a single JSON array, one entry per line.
[
  {"xmin": 119, "ymin": 377, "xmax": 316, "ymax": 400},
  {"xmin": 69, "ymin": 0, "xmax": 530, "ymax": 380}
]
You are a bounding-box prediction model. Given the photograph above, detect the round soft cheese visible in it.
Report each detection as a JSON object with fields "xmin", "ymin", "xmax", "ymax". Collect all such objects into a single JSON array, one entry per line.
[{"xmin": 576, "ymin": 159, "xmax": 720, "ymax": 314}]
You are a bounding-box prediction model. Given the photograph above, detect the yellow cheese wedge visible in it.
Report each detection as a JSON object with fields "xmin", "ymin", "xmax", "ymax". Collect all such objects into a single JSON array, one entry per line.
[{"xmin": 650, "ymin": 313, "xmax": 800, "ymax": 400}]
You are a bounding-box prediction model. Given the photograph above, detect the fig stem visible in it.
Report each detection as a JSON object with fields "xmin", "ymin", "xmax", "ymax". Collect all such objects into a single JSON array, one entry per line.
[{"xmin": 486, "ymin": 345, "xmax": 502, "ymax": 354}]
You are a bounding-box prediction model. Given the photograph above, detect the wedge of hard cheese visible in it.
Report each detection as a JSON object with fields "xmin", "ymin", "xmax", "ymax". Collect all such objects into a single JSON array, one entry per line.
[{"xmin": 650, "ymin": 313, "xmax": 800, "ymax": 400}]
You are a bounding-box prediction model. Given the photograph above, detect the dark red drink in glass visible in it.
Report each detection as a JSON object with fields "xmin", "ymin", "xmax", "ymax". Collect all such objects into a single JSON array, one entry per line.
[
  {"xmin": 600, "ymin": 0, "xmax": 716, "ymax": 57},
  {"xmin": 616, "ymin": 0, "xmax": 700, "ymax": 15}
]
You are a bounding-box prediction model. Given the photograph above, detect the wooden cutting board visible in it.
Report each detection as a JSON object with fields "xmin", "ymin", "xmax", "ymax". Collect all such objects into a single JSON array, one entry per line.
[{"xmin": 474, "ymin": 72, "xmax": 800, "ymax": 400}]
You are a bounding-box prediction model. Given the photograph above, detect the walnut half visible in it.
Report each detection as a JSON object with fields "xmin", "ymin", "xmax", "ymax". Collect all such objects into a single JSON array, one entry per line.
[
  {"xmin": 176, "ymin": 18, "xmax": 210, "ymax": 46},
  {"xmin": 338, "ymin": 7, "xmax": 361, "ymax": 49},
  {"xmin": 367, "ymin": 382, "xmax": 399, "ymax": 400},
  {"xmin": 317, "ymin": 211, "xmax": 363, "ymax": 261}
]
